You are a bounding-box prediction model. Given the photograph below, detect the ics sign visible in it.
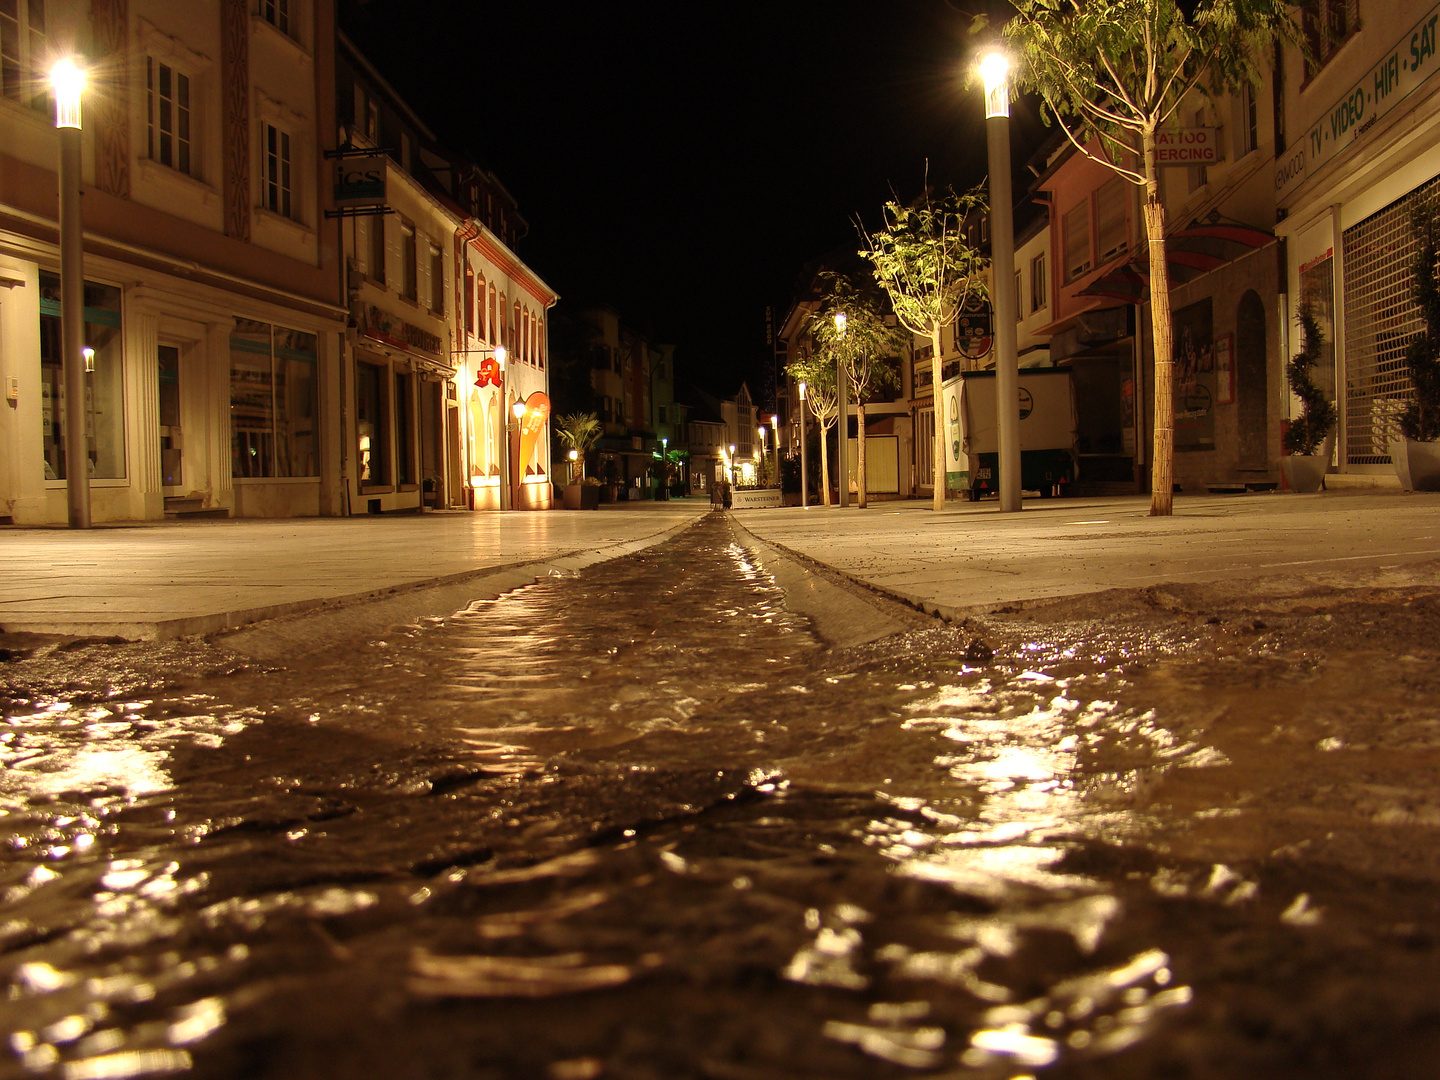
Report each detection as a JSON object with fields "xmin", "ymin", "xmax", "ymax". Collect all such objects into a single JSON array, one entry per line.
[
  {"xmin": 1154, "ymin": 128, "xmax": 1219, "ymax": 166},
  {"xmin": 334, "ymin": 160, "xmax": 386, "ymax": 208}
]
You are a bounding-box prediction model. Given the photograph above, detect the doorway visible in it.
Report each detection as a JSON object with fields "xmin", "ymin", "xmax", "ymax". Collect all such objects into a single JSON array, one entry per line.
[
  {"xmin": 1236, "ymin": 291, "xmax": 1268, "ymax": 470},
  {"xmin": 158, "ymin": 344, "xmax": 182, "ymax": 490}
]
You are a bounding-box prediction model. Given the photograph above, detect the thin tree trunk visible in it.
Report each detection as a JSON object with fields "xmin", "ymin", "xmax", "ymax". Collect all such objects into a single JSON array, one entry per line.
[
  {"xmin": 856, "ymin": 401, "xmax": 868, "ymax": 508},
  {"xmin": 819, "ymin": 420, "xmax": 832, "ymax": 506},
  {"xmin": 931, "ymin": 323, "xmax": 945, "ymax": 512},
  {"xmin": 1143, "ymin": 129, "xmax": 1175, "ymax": 517}
]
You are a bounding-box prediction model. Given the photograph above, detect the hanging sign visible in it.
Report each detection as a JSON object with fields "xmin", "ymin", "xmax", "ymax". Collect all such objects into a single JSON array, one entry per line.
[
  {"xmin": 333, "ymin": 158, "xmax": 387, "ymax": 208},
  {"xmin": 475, "ymin": 357, "xmax": 501, "ymax": 388},
  {"xmin": 1155, "ymin": 128, "xmax": 1219, "ymax": 165},
  {"xmin": 955, "ymin": 295, "xmax": 993, "ymax": 360}
]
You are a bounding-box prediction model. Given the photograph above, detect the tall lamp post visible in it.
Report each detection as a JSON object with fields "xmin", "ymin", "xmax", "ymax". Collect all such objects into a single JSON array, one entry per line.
[
  {"xmin": 53, "ymin": 58, "xmax": 89, "ymax": 528},
  {"xmin": 769, "ymin": 412, "xmax": 779, "ymax": 490},
  {"xmin": 493, "ymin": 345, "xmax": 511, "ymax": 510},
  {"xmin": 980, "ymin": 50, "xmax": 1022, "ymax": 514},
  {"xmin": 798, "ymin": 381, "xmax": 809, "ymax": 508},
  {"xmin": 510, "ymin": 397, "xmax": 526, "ymax": 508},
  {"xmin": 834, "ymin": 311, "xmax": 850, "ymax": 508}
]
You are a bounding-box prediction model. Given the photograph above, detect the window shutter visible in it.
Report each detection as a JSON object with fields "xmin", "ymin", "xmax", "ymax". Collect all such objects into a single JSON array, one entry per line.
[
  {"xmin": 1064, "ymin": 202, "xmax": 1091, "ymax": 282},
  {"xmin": 1095, "ymin": 179, "xmax": 1128, "ymax": 263}
]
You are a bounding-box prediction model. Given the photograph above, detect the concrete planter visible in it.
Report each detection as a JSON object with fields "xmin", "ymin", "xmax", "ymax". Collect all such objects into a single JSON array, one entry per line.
[
  {"xmin": 1280, "ymin": 454, "xmax": 1327, "ymax": 493},
  {"xmin": 1392, "ymin": 438, "xmax": 1440, "ymax": 491},
  {"xmin": 563, "ymin": 484, "xmax": 600, "ymax": 510}
]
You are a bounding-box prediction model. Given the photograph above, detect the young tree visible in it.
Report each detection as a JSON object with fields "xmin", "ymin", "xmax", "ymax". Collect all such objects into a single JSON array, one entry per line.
[
  {"xmin": 805, "ymin": 275, "xmax": 905, "ymax": 508},
  {"xmin": 859, "ymin": 184, "xmax": 989, "ymax": 513},
  {"xmin": 786, "ymin": 349, "xmax": 839, "ymax": 506},
  {"xmin": 999, "ymin": 0, "xmax": 1297, "ymax": 515}
]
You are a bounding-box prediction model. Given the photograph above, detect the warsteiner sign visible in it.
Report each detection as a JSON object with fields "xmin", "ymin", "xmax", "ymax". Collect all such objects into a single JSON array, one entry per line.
[{"xmin": 1155, "ymin": 128, "xmax": 1219, "ymax": 166}]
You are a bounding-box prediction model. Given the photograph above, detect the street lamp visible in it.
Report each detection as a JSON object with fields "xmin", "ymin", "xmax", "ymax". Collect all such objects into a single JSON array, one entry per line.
[
  {"xmin": 979, "ymin": 47, "xmax": 1022, "ymax": 513},
  {"xmin": 494, "ymin": 345, "xmax": 511, "ymax": 510},
  {"xmin": 770, "ymin": 412, "xmax": 779, "ymax": 491},
  {"xmin": 52, "ymin": 57, "xmax": 88, "ymax": 528},
  {"xmin": 833, "ymin": 311, "xmax": 850, "ymax": 508},
  {"xmin": 728, "ymin": 444, "xmax": 737, "ymax": 488},
  {"xmin": 797, "ymin": 381, "xmax": 809, "ymax": 509},
  {"xmin": 568, "ymin": 447, "xmax": 580, "ymax": 483},
  {"xmin": 509, "ymin": 398, "xmax": 526, "ymax": 509}
]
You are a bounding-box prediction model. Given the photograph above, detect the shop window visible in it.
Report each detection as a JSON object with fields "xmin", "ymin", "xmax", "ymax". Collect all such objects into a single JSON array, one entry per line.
[
  {"xmin": 1030, "ymin": 252, "xmax": 1047, "ymax": 312},
  {"xmin": 0, "ymin": 0, "xmax": 49, "ymax": 113},
  {"xmin": 355, "ymin": 360, "xmax": 388, "ymax": 485},
  {"xmin": 229, "ymin": 318, "xmax": 319, "ymax": 478},
  {"xmin": 1095, "ymin": 177, "xmax": 1129, "ymax": 262},
  {"xmin": 38, "ymin": 273, "xmax": 124, "ymax": 481},
  {"xmin": 1302, "ymin": 0, "xmax": 1358, "ymax": 78},
  {"xmin": 394, "ymin": 370, "xmax": 414, "ymax": 485},
  {"xmin": 400, "ymin": 219, "xmax": 417, "ymax": 301},
  {"xmin": 1063, "ymin": 201, "xmax": 1091, "ymax": 282},
  {"xmin": 147, "ymin": 57, "xmax": 194, "ymax": 177},
  {"xmin": 262, "ymin": 122, "xmax": 292, "ymax": 219}
]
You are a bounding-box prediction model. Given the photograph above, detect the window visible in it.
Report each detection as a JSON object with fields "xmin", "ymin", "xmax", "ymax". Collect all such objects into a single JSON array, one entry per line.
[
  {"xmin": 229, "ymin": 318, "xmax": 319, "ymax": 478},
  {"xmin": 367, "ymin": 214, "xmax": 385, "ymax": 283},
  {"xmin": 38, "ymin": 273, "xmax": 124, "ymax": 481},
  {"xmin": 0, "ymin": 0, "xmax": 47, "ymax": 112},
  {"xmin": 399, "ymin": 219, "xmax": 417, "ymax": 301},
  {"xmin": 1030, "ymin": 252, "xmax": 1047, "ymax": 312},
  {"xmin": 1302, "ymin": 0, "xmax": 1358, "ymax": 77},
  {"xmin": 394, "ymin": 370, "xmax": 414, "ymax": 485},
  {"xmin": 1235, "ymin": 81, "xmax": 1259, "ymax": 158},
  {"xmin": 1063, "ymin": 201, "xmax": 1091, "ymax": 282},
  {"xmin": 262, "ymin": 123, "xmax": 292, "ymax": 219},
  {"xmin": 356, "ymin": 361, "xmax": 388, "ymax": 485},
  {"xmin": 513, "ymin": 301, "xmax": 522, "ymax": 357},
  {"xmin": 429, "ymin": 243, "xmax": 444, "ymax": 314},
  {"xmin": 1187, "ymin": 110, "xmax": 1209, "ymax": 192},
  {"xmin": 658, "ymin": 406, "xmax": 667, "ymax": 424},
  {"xmin": 147, "ymin": 57, "xmax": 193, "ymax": 176},
  {"xmin": 489, "ymin": 285, "xmax": 497, "ymax": 346},
  {"xmin": 1095, "ymin": 177, "xmax": 1129, "ymax": 262},
  {"xmin": 260, "ymin": 0, "xmax": 289, "ymax": 36},
  {"xmin": 464, "ymin": 265, "xmax": 474, "ymax": 336}
]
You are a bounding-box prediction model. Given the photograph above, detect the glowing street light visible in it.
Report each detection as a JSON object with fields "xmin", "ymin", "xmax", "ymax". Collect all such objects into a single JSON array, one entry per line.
[
  {"xmin": 52, "ymin": 57, "xmax": 89, "ymax": 527},
  {"xmin": 833, "ymin": 311, "xmax": 850, "ymax": 508},
  {"xmin": 797, "ymin": 381, "xmax": 809, "ymax": 508},
  {"xmin": 978, "ymin": 46, "xmax": 1021, "ymax": 513}
]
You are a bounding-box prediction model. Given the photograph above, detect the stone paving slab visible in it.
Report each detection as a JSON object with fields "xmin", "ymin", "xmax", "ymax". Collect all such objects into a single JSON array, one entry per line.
[
  {"xmin": 0, "ymin": 502, "xmax": 710, "ymax": 640},
  {"xmin": 733, "ymin": 490, "xmax": 1440, "ymax": 618}
]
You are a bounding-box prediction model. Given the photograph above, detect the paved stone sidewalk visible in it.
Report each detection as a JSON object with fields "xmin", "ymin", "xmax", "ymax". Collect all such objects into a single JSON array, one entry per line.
[
  {"xmin": 733, "ymin": 490, "xmax": 1440, "ymax": 619},
  {"xmin": 0, "ymin": 501, "xmax": 710, "ymax": 640}
]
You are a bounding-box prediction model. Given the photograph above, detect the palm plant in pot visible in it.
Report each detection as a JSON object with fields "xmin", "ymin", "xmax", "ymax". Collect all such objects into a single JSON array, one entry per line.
[
  {"xmin": 1280, "ymin": 302, "xmax": 1336, "ymax": 493},
  {"xmin": 555, "ymin": 412, "xmax": 602, "ymax": 509},
  {"xmin": 1395, "ymin": 197, "xmax": 1440, "ymax": 491}
]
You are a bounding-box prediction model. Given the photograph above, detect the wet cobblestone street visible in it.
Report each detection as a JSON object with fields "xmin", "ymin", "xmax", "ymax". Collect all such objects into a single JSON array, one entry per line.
[{"xmin": 1, "ymin": 513, "xmax": 1438, "ymax": 1079}]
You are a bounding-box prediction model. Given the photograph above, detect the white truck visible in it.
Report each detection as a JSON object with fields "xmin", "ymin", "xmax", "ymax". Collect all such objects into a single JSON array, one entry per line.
[{"xmin": 941, "ymin": 368, "xmax": 1079, "ymax": 500}]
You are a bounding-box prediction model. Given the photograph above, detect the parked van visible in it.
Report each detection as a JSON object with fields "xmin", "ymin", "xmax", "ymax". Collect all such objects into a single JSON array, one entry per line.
[{"xmin": 941, "ymin": 368, "xmax": 1079, "ymax": 500}]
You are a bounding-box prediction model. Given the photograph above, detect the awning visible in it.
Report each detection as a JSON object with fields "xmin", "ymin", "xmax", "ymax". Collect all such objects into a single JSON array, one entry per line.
[{"xmin": 1076, "ymin": 223, "xmax": 1274, "ymax": 304}]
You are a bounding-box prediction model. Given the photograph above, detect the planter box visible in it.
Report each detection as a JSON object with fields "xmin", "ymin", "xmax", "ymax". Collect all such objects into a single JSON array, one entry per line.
[
  {"xmin": 563, "ymin": 484, "xmax": 600, "ymax": 510},
  {"xmin": 1280, "ymin": 454, "xmax": 1327, "ymax": 493},
  {"xmin": 1393, "ymin": 438, "xmax": 1440, "ymax": 491}
]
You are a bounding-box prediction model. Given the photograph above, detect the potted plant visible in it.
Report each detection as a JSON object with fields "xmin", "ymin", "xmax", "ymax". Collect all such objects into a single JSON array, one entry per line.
[
  {"xmin": 1280, "ymin": 302, "xmax": 1336, "ymax": 493},
  {"xmin": 1394, "ymin": 197, "xmax": 1440, "ymax": 491},
  {"xmin": 554, "ymin": 412, "xmax": 602, "ymax": 509}
]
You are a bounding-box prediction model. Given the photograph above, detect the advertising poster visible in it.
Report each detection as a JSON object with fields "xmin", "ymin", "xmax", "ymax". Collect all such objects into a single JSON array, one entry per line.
[{"xmin": 1173, "ymin": 297, "xmax": 1215, "ymax": 451}]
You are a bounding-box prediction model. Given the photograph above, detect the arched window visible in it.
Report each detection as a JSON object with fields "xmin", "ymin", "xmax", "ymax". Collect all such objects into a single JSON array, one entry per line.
[
  {"xmin": 489, "ymin": 286, "xmax": 498, "ymax": 349},
  {"xmin": 498, "ymin": 293, "xmax": 507, "ymax": 352},
  {"xmin": 475, "ymin": 273, "xmax": 486, "ymax": 342},
  {"xmin": 463, "ymin": 264, "xmax": 475, "ymax": 337},
  {"xmin": 513, "ymin": 301, "xmax": 522, "ymax": 360},
  {"xmin": 536, "ymin": 313, "xmax": 544, "ymax": 369}
]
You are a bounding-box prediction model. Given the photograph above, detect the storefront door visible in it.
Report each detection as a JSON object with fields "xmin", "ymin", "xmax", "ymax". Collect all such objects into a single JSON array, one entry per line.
[{"xmin": 158, "ymin": 345, "xmax": 182, "ymax": 490}]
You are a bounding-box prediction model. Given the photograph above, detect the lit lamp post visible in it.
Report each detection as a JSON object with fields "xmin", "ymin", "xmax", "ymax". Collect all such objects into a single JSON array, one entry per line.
[
  {"xmin": 980, "ymin": 49, "xmax": 1022, "ymax": 513},
  {"xmin": 568, "ymin": 448, "xmax": 580, "ymax": 484},
  {"xmin": 492, "ymin": 345, "xmax": 511, "ymax": 510},
  {"xmin": 834, "ymin": 311, "xmax": 849, "ymax": 508},
  {"xmin": 770, "ymin": 412, "xmax": 779, "ymax": 490},
  {"xmin": 728, "ymin": 444, "xmax": 737, "ymax": 488},
  {"xmin": 757, "ymin": 425, "xmax": 766, "ymax": 486},
  {"xmin": 52, "ymin": 58, "xmax": 89, "ymax": 528},
  {"xmin": 798, "ymin": 381, "xmax": 809, "ymax": 508}
]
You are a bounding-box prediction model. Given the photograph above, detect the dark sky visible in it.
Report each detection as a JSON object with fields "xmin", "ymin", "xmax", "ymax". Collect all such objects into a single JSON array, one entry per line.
[{"xmin": 341, "ymin": 1, "xmax": 1045, "ymax": 398}]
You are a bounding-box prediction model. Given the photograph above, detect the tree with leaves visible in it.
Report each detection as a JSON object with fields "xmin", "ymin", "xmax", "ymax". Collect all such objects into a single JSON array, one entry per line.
[
  {"xmin": 1282, "ymin": 304, "xmax": 1335, "ymax": 456},
  {"xmin": 859, "ymin": 184, "xmax": 989, "ymax": 513},
  {"xmin": 1402, "ymin": 197, "xmax": 1440, "ymax": 443},
  {"xmin": 786, "ymin": 348, "xmax": 839, "ymax": 506},
  {"xmin": 998, "ymin": 0, "xmax": 1298, "ymax": 515},
  {"xmin": 805, "ymin": 275, "xmax": 905, "ymax": 508},
  {"xmin": 554, "ymin": 412, "xmax": 602, "ymax": 484}
]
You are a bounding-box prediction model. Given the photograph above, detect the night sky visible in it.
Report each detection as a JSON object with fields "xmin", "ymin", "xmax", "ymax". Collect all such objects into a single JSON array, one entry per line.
[{"xmin": 340, "ymin": 0, "xmax": 1047, "ymax": 397}]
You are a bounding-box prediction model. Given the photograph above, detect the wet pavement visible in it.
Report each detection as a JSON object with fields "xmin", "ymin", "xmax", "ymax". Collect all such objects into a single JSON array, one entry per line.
[{"xmin": 1, "ymin": 513, "xmax": 1438, "ymax": 1079}]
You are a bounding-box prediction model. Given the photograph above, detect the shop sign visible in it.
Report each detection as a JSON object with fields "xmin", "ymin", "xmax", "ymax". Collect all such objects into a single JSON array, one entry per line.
[
  {"xmin": 1154, "ymin": 128, "xmax": 1219, "ymax": 165},
  {"xmin": 517, "ymin": 392, "xmax": 552, "ymax": 479},
  {"xmin": 1277, "ymin": 3, "xmax": 1440, "ymax": 201},
  {"xmin": 475, "ymin": 357, "xmax": 501, "ymax": 388},
  {"xmin": 356, "ymin": 302, "xmax": 442, "ymax": 357},
  {"xmin": 333, "ymin": 159, "xmax": 386, "ymax": 208}
]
